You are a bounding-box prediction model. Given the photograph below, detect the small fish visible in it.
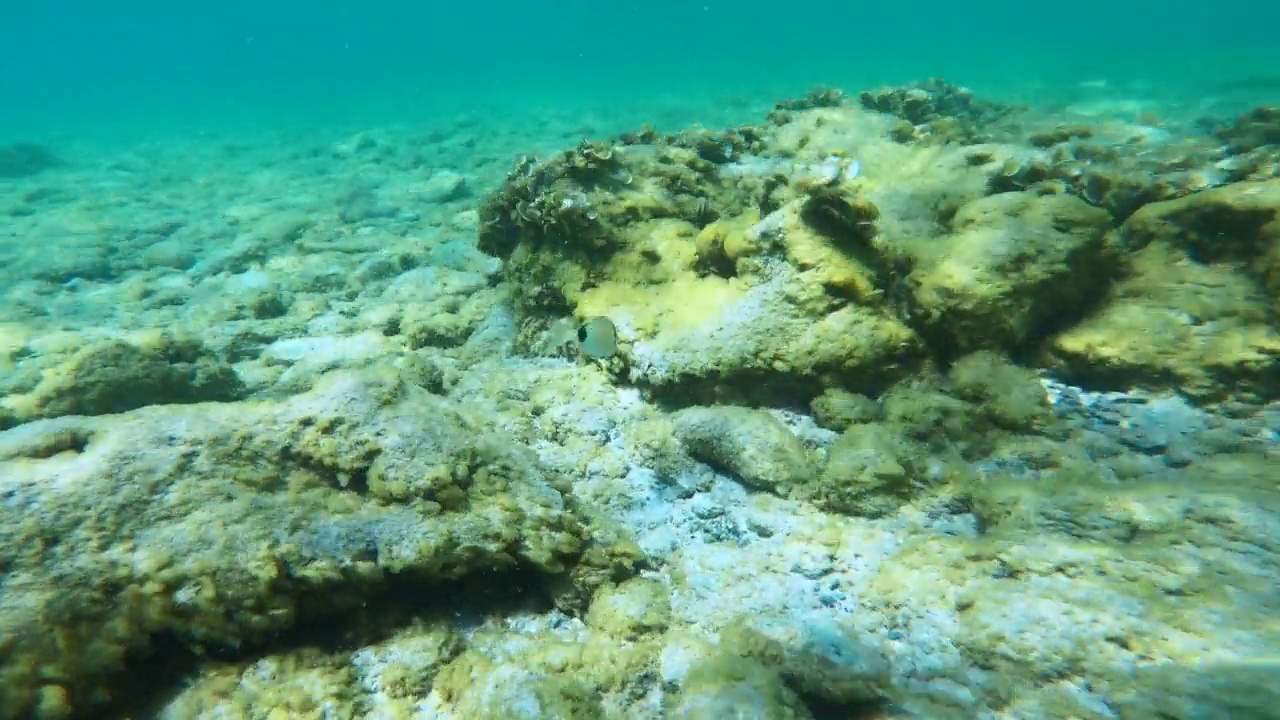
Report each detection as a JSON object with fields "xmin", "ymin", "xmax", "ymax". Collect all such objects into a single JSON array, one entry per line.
[{"xmin": 577, "ymin": 317, "xmax": 618, "ymax": 359}]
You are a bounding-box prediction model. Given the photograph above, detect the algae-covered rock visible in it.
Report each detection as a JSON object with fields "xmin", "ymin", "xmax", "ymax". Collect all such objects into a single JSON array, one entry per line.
[
  {"xmin": 156, "ymin": 651, "xmax": 361, "ymax": 720},
  {"xmin": 809, "ymin": 387, "xmax": 881, "ymax": 431},
  {"xmin": 801, "ymin": 423, "xmax": 929, "ymax": 517},
  {"xmin": 1213, "ymin": 105, "xmax": 1280, "ymax": 155},
  {"xmin": 671, "ymin": 405, "xmax": 816, "ymax": 494},
  {"xmin": 477, "ymin": 105, "xmax": 926, "ymax": 407},
  {"xmin": 159, "ymin": 621, "xmax": 461, "ymax": 718},
  {"xmin": 858, "ymin": 78, "xmax": 1019, "ymax": 145},
  {"xmin": 1117, "ymin": 659, "xmax": 1280, "ymax": 720},
  {"xmin": 904, "ymin": 190, "xmax": 1116, "ymax": 355},
  {"xmin": 875, "ymin": 358, "xmax": 1057, "ymax": 464},
  {"xmin": 423, "ymin": 628, "xmax": 657, "ymax": 719},
  {"xmin": 477, "ymin": 139, "xmax": 732, "ymax": 268},
  {"xmin": 941, "ymin": 452, "xmax": 1280, "ymax": 715},
  {"xmin": 717, "ymin": 617, "xmax": 891, "ymax": 707},
  {"xmin": 1047, "ymin": 181, "xmax": 1280, "ymax": 401},
  {"xmin": 948, "ymin": 351, "xmax": 1055, "ymax": 434},
  {"xmin": 1047, "ymin": 243, "xmax": 1280, "ymax": 402},
  {"xmin": 881, "ymin": 381, "xmax": 981, "ymax": 452},
  {"xmin": 430, "ymin": 658, "xmax": 605, "ymax": 720},
  {"xmin": 2, "ymin": 333, "xmax": 245, "ymax": 421},
  {"xmin": 550, "ymin": 514, "xmax": 646, "ymax": 614},
  {"xmin": 585, "ymin": 577, "xmax": 672, "ymax": 640},
  {"xmin": 0, "ymin": 369, "xmax": 585, "ymax": 720},
  {"xmin": 1114, "ymin": 178, "xmax": 1280, "ymax": 301},
  {"xmin": 620, "ymin": 257, "xmax": 922, "ymax": 405},
  {"xmin": 669, "ymin": 655, "xmax": 814, "ymax": 720}
]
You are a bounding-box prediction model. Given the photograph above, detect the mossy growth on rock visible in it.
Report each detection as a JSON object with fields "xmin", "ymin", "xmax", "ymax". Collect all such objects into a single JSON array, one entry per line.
[
  {"xmin": 948, "ymin": 350, "xmax": 1056, "ymax": 435},
  {"xmin": 476, "ymin": 135, "xmax": 759, "ymax": 330},
  {"xmin": 800, "ymin": 421, "xmax": 936, "ymax": 517},
  {"xmin": 809, "ymin": 388, "xmax": 881, "ymax": 431},
  {"xmin": 476, "ymin": 81, "xmax": 1280, "ymax": 409},
  {"xmin": 984, "ymin": 138, "xmax": 1236, "ymax": 223},
  {"xmin": 792, "ymin": 352, "xmax": 1064, "ymax": 519},
  {"xmin": 2, "ymin": 333, "xmax": 245, "ymax": 421},
  {"xmin": 1213, "ymin": 105, "xmax": 1280, "ymax": 155},
  {"xmin": 1045, "ymin": 179, "xmax": 1280, "ymax": 402},
  {"xmin": 477, "ymin": 141, "xmax": 626, "ymax": 260},
  {"xmin": 858, "ymin": 78, "xmax": 1021, "ymax": 145},
  {"xmin": 671, "ymin": 654, "xmax": 815, "ymax": 720},
  {"xmin": 0, "ymin": 368, "xmax": 603, "ymax": 719},
  {"xmin": 900, "ymin": 191, "xmax": 1118, "ymax": 357},
  {"xmin": 716, "ymin": 618, "xmax": 892, "ymax": 709},
  {"xmin": 799, "ymin": 183, "xmax": 881, "ymax": 250},
  {"xmin": 882, "ymin": 352, "xmax": 1058, "ymax": 457},
  {"xmin": 765, "ymin": 86, "xmax": 846, "ymax": 125},
  {"xmin": 1028, "ymin": 124, "xmax": 1095, "ymax": 148}
]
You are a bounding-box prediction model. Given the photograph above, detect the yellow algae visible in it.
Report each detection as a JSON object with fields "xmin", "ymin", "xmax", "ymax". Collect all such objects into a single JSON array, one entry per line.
[
  {"xmin": 696, "ymin": 211, "xmax": 762, "ymax": 265},
  {"xmin": 577, "ymin": 272, "xmax": 747, "ymax": 338},
  {"xmin": 600, "ymin": 218, "xmax": 699, "ymax": 284},
  {"xmin": 777, "ymin": 206, "xmax": 881, "ymax": 301}
]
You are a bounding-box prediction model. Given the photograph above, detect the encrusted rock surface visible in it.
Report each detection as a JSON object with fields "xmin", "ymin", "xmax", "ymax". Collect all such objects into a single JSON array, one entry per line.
[
  {"xmin": 0, "ymin": 370, "xmax": 592, "ymax": 718},
  {"xmin": 0, "ymin": 82, "xmax": 1277, "ymax": 719}
]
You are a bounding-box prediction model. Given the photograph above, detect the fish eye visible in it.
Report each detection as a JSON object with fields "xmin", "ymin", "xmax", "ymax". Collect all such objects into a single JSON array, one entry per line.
[{"xmin": 577, "ymin": 325, "xmax": 589, "ymax": 342}]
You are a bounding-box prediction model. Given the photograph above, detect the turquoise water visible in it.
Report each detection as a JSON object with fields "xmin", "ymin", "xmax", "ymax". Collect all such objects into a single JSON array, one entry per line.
[
  {"xmin": 3, "ymin": 2, "xmax": 1280, "ymax": 718},
  {"xmin": 4, "ymin": 0, "xmax": 1278, "ymax": 141}
]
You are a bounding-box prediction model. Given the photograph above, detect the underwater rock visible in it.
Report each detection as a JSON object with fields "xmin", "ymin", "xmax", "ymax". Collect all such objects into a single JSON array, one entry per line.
[
  {"xmin": 716, "ymin": 617, "xmax": 891, "ymax": 707},
  {"xmin": 421, "ymin": 624, "xmax": 656, "ymax": 719},
  {"xmin": 417, "ymin": 169, "xmax": 470, "ymax": 204},
  {"xmin": 105, "ymin": 357, "xmax": 1280, "ymax": 720},
  {"xmin": 138, "ymin": 237, "xmax": 199, "ymax": 270},
  {"xmin": 24, "ymin": 238, "xmax": 114, "ymax": 283},
  {"xmin": 1047, "ymin": 180, "xmax": 1280, "ymax": 402},
  {"xmin": 869, "ymin": 354, "xmax": 1059, "ymax": 466},
  {"xmin": 858, "ymin": 78, "xmax": 1020, "ymax": 145},
  {"xmin": 472, "ymin": 86, "xmax": 1278, "ymax": 414},
  {"xmin": 477, "ymin": 139, "xmax": 668, "ymax": 261},
  {"xmin": 1027, "ymin": 124, "xmax": 1095, "ymax": 148},
  {"xmin": 772, "ymin": 86, "xmax": 846, "ymax": 114},
  {"xmin": 477, "ymin": 106, "xmax": 924, "ymax": 407},
  {"xmin": 584, "ymin": 576, "xmax": 671, "ymax": 639},
  {"xmin": 671, "ymin": 405, "xmax": 816, "ymax": 494},
  {"xmin": 985, "ymin": 145, "xmax": 1221, "ymax": 223},
  {"xmin": 1116, "ymin": 177, "xmax": 1280, "ymax": 300},
  {"xmin": 1046, "ymin": 244, "xmax": 1280, "ymax": 403},
  {"xmin": 1117, "ymin": 657, "xmax": 1280, "ymax": 719},
  {"xmin": 809, "ymin": 387, "xmax": 881, "ymax": 431},
  {"xmin": 947, "ymin": 350, "xmax": 1056, "ymax": 434},
  {"xmin": 1212, "ymin": 105, "xmax": 1280, "ymax": 155},
  {"xmin": 2, "ymin": 334, "xmax": 245, "ymax": 421},
  {"xmin": 1041, "ymin": 378, "xmax": 1275, "ymax": 473},
  {"xmin": 801, "ymin": 422, "xmax": 930, "ymax": 517},
  {"xmin": 903, "ymin": 190, "xmax": 1117, "ymax": 355},
  {"xmin": 669, "ymin": 654, "xmax": 815, "ymax": 720},
  {"xmin": 861, "ymin": 434, "xmax": 1280, "ymax": 717},
  {"xmin": 0, "ymin": 369, "xmax": 588, "ymax": 719}
]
